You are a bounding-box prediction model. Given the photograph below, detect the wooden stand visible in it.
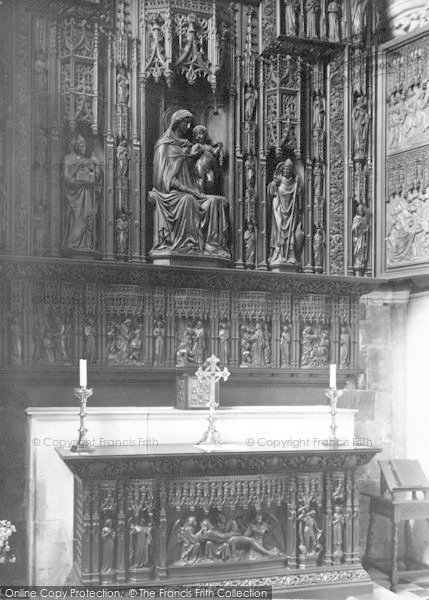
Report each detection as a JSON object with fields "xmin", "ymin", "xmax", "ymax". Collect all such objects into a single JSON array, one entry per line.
[{"xmin": 362, "ymin": 460, "xmax": 429, "ymax": 591}]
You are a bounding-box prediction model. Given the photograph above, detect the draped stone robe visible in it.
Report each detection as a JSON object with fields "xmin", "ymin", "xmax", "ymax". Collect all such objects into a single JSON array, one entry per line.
[{"xmin": 149, "ymin": 127, "xmax": 230, "ymax": 257}]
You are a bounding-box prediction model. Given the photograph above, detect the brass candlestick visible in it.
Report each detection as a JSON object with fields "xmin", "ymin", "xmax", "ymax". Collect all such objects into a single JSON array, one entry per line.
[
  {"xmin": 324, "ymin": 387, "xmax": 344, "ymax": 444},
  {"xmin": 70, "ymin": 386, "xmax": 95, "ymax": 453}
]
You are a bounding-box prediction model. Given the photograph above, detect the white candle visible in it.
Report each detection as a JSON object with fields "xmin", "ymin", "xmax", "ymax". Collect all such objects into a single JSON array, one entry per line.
[
  {"xmin": 79, "ymin": 359, "xmax": 87, "ymax": 388},
  {"xmin": 329, "ymin": 364, "xmax": 336, "ymax": 389}
]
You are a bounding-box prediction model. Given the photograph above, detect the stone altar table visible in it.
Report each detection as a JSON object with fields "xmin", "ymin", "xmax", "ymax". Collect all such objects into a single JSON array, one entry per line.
[{"xmin": 58, "ymin": 444, "xmax": 379, "ymax": 599}]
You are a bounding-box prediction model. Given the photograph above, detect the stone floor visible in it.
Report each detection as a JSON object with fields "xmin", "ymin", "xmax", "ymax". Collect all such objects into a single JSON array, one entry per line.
[{"xmin": 358, "ymin": 569, "xmax": 429, "ymax": 600}]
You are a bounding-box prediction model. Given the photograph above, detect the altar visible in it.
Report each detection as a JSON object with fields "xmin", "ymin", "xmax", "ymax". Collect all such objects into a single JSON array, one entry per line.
[{"xmin": 56, "ymin": 442, "xmax": 379, "ymax": 599}]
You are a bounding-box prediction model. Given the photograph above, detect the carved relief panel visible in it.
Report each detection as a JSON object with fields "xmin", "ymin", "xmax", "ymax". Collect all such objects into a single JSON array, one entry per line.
[{"xmin": 383, "ymin": 31, "xmax": 429, "ymax": 272}]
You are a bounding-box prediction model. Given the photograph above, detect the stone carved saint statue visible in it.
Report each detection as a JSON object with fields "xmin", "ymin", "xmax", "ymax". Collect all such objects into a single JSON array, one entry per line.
[
  {"xmin": 117, "ymin": 64, "xmax": 130, "ymax": 105},
  {"xmin": 149, "ymin": 110, "xmax": 230, "ymax": 260},
  {"xmin": 351, "ymin": 203, "xmax": 369, "ymax": 274},
  {"xmin": 352, "ymin": 94, "xmax": 369, "ymax": 161},
  {"xmin": 218, "ymin": 322, "xmax": 230, "ymax": 365},
  {"xmin": 327, "ymin": 1, "xmax": 340, "ymax": 41},
  {"xmin": 153, "ymin": 320, "xmax": 165, "ymax": 366},
  {"xmin": 332, "ymin": 505, "xmax": 344, "ymax": 554},
  {"xmin": 339, "ymin": 325, "xmax": 350, "ymax": 369},
  {"xmin": 306, "ymin": 0, "xmax": 318, "ymax": 38},
  {"xmin": 280, "ymin": 324, "xmax": 291, "ymax": 368},
  {"xmin": 116, "ymin": 209, "xmax": 129, "ymax": 255},
  {"xmin": 63, "ymin": 134, "xmax": 102, "ymax": 251},
  {"xmin": 244, "ymin": 218, "xmax": 256, "ymax": 268},
  {"xmin": 298, "ymin": 505, "xmax": 322, "ymax": 556},
  {"xmin": 284, "ymin": 0, "xmax": 298, "ymax": 35},
  {"xmin": 268, "ymin": 159, "xmax": 304, "ymax": 267},
  {"xmin": 129, "ymin": 517, "xmax": 151, "ymax": 569},
  {"xmin": 101, "ymin": 518, "xmax": 116, "ymax": 574}
]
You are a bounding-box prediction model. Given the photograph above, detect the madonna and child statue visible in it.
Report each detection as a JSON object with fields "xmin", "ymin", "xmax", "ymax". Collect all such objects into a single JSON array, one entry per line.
[{"xmin": 149, "ymin": 110, "xmax": 231, "ymax": 266}]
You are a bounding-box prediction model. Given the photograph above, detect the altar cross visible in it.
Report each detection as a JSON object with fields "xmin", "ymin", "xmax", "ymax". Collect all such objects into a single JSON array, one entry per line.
[
  {"xmin": 195, "ymin": 355, "xmax": 230, "ymax": 445},
  {"xmin": 196, "ymin": 355, "xmax": 230, "ymax": 407}
]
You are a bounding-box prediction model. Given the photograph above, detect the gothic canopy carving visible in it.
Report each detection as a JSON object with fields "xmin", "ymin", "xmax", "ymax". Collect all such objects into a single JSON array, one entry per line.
[{"xmin": 141, "ymin": 0, "xmax": 231, "ymax": 93}]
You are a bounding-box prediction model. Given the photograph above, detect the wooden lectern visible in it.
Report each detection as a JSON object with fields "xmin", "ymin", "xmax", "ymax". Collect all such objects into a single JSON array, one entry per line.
[{"xmin": 363, "ymin": 460, "xmax": 429, "ymax": 590}]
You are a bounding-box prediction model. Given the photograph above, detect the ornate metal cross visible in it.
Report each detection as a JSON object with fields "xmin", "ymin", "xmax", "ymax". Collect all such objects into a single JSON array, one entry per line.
[{"xmin": 195, "ymin": 355, "xmax": 230, "ymax": 445}]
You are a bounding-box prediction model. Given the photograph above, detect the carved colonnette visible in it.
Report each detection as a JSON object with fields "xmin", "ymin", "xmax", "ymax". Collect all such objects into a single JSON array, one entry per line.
[{"xmin": 60, "ymin": 445, "xmax": 378, "ymax": 595}]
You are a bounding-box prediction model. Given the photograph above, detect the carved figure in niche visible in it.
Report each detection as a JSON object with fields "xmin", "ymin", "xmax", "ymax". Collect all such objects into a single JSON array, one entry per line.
[
  {"xmin": 300, "ymin": 325, "xmax": 317, "ymax": 367},
  {"xmin": 84, "ymin": 316, "xmax": 96, "ymax": 363},
  {"xmin": 218, "ymin": 322, "xmax": 230, "ymax": 366},
  {"xmin": 107, "ymin": 318, "xmax": 144, "ymax": 365},
  {"xmin": 313, "ymin": 93, "xmax": 325, "ymax": 131},
  {"xmin": 351, "ymin": 0, "xmax": 368, "ymax": 36},
  {"xmin": 327, "ymin": 1, "xmax": 340, "ymax": 41},
  {"xmin": 352, "ymin": 94, "xmax": 369, "ymax": 161},
  {"xmin": 116, "ymin": 209, "xmax": 129, "ymax": 255},
  {"xmin": 298, "ymin": 505, "xmax": 322, "ymax": 556},
  {"xmin": 280, "ymin": 324, "xmax": 291, "ymax": 368},
  {"xmin": 101, "ymin": 518, "xmax": 116, "ymax": 574},
  {"xmin": 339, "ymin": 325, "xmax": 350, "ymax": 369},
  {"xmin": 191, "ymin": 125, "xmax": 224, "ymax": 195},
  {"xmin": 249, "ymin": 321, "xmax": 268, "ymax": 367},
  {"xmin": 116, "ymin": 64, "xmax": 130, "ymax": 105},
  {"xmin": 244, "ymin": 218, "xmax": 256, "ymax": 268},
  {"xmin": 33, "ymin": 200, "xmax": 48, "ymax": 255},
  {"xmin": 192, "ymin": 320, "xmax": 206, "ymax": 364},
  {"xmin": 332, "ymin": 506, "xmax": 344, "ymax": 554},
  {"xmin": 33, "ymin": 314, "xmax": 54, "ymax": 363},
  {"xmin": 10, "ymin": 317, "xmax": 22, "ymax": 365},
  {"xmin": 264, "ymin": 329, "xmax": 272, "ymax": 365},
  {"xmin": 311, "ymin": 329, "xmax": 329, "ymax": 367},
  {"xmin": 245, "ymin": 155, "xmax": 256, "ymax": 197},
  {"xmin": 116, "ymin": 137, "xmax": 129, "ymax": 178},
  {"xmin": 176, "ymin": 321, "xmax": 195, "ymax": 367},
  {"xmin": 153, "ymin": 320, "xmax": 165, "ymax": 366},
  {"xmin": 351, "ymin": 203, "xmax": 369, "ymax": 273},
  {"xmin": 244, "ymin": 86, "xmax": 257, "ymax": 122},
  {"xmin": 128, "ymin": 326, "xmax": 143, "ymax": 362},
  {"xmin": 149, "ymin": 110, "xmax": 230, "ymax": 259},
  {"xmin": 129, "ymin": 516, "xmax": 152, "ymax": 568},
  {"xmin": 284, "ymin": 0, "xmax": 298, "ymax": 35},
  {"xmin": 240, "ymin": 325, "xmax": 252, "ymax": 367},
  {"xmin": 63, "ymin": 134, "xmax": 102, "ymax": 251},
  {"xmin": 34, "ymin": 51, "xmax": 48, "ymax": 93},
  {"xmin": 313, "ymin": 227, "xmax": 324, "ymax": 271},
  {"xmin": 53, "ymin": 315, "xmax": 70, "ymax": 363},
  {"xmin": 34, "ymin": 127, "xmax": 48, "ymax": 166},
  {"xmin": 268, "ymin": 159, "xmax": 303, "ymax": 267},
  {"xmin": 305, "ymin": 0, "xmax": 318, "ymax": 38},
  {"xmin": 178, "ymin": 516, "xmax": 202, "ymax": 564}
]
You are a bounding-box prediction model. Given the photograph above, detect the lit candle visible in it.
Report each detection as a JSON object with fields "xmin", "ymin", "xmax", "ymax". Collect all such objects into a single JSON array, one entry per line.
[
  {"xmin": 329, "ymin": 364, "xmax": 336, "ymax": 389},
  {"xmin": 79, "ymin": 359, "xmax": 87, "ymax": 388}
]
